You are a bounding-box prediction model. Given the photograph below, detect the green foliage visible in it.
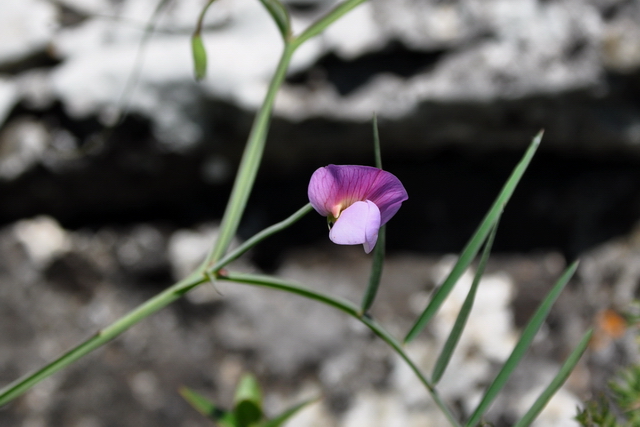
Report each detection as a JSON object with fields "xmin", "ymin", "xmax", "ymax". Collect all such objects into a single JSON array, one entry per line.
[
  {"xmin": 181, "ymin": 374, "xmax": 317, "ymax": 427},
  {"xmin": 257, "ymin": 0, "xmax": 291, "ymax": 40},
  {"xmin": 576, "ymin": 398, "xmax": 619, "ymax": 427},
  {"xmin": 404, "ymin": 131, "xmax": 543, "ymax": 343},
  {"xmin": 432, "ymin": 218, "xmax": 500, "ymax": 384},
  {"xmin": 577, "ymin": 360, "xmax": 640, "ymax": 426},
  {"xmin": 234, "ymin": 374, "xmax": 263, "ymax": 427},
  {"xmin": 179, "ymin": 386, "xmax": 236, "ymax": 427},
  {"xmin": 611, "ymin": 365, "xmax": 640, "ymax": 422},
  {"xmin": 513, "ymin": 329, "xmax": 592, "ymax": 427}
]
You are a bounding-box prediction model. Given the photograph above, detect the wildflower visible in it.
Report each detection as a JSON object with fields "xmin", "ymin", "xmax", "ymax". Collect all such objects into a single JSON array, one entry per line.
[{"xmin": 308, "ymin": 165, "xmax": 408, "ymax": 253}]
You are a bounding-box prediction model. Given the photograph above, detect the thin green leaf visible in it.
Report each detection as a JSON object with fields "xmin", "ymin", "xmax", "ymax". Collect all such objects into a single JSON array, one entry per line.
[
  {"xmin": 432, "ymin": 217, "xmax": 500, "ymax": 384},
  {"xmin": 179, "ymin": 386, "xmax": 236, "ymax": 427},
  {"xmin": 360, "ymin": 225, "xmax": 386, "ymax": 315},
  {"xmin": 234, "ymin": 374, "xmax": 263, "ymax": 427},
  {"xmin": 191, "ymin": 34, "xmax": 208, "ymax": 80},
  {"xmin": 213, "ymin": 204, "xmax": 313, "ymax": 272},
  {"xmin": 258, "ymin": 0, "xmax": 291, "ymax": 40},
  {"xmin": 203, "ymin": 42, "xmax": 297, "ymax": 269},
  {"xmin": 465, "ymin": 260, "xmax": 579, "ymax": 427},
  {"xmin": 291, "ymin": 0, "xmax": 368, "ymax": 49},
  {"xmin": 513, "ymin": 329, "xmax": 593, "ymax": 427},
  {"xmin": 261, "ymin": 397, "xmax": 320, "ymax": 427},
  {"xmin": 359, "ymin": 114, "xmax": 385, "ymax": 315},
  {"xmin": 372, "ymin": 113, "xmax": 382, "ymax": 169},
  {"xmin": 405, "ymin": 130, "xmax": 543, "ymax": 343}
]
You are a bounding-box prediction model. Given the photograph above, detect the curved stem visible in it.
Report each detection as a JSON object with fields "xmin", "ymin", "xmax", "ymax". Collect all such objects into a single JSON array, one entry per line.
[
  {"xmin": 0, "ymin": 204, "xmax": 312, "ymax": 407},
  {"xmin": 219, "ymin": 271, "xmax": 462, "ymax": 427},
  {"xmin": 0, "ymin": 272, "xmax": 207, "ymax": 406}
]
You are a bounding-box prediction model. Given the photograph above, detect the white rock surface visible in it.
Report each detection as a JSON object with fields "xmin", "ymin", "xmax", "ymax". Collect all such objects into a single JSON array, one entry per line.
[
  {"xmin": 0, "ymin": 0, "xmax": 58, "ymax": 66},
  {"xmin": 0, "ymin": 118, "xmax": 49, "ymax": 180},
  {"xmin": 13, "ymin": 216, "xmax": 71, "ymax": 268},
  {"xmin": 0, "ymin": 0, "xmax": 638, "ymax": 152}
]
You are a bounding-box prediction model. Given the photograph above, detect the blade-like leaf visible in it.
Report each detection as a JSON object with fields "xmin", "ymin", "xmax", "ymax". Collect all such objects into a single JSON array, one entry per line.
[
  {"xmin": 292, "ymin": 0, "xmax": 367, "ymax": 48},
  {"xmin": 258, "ymin": 0, "xmax": 291, "ymax": 40},
  {"xmin": 405, "ymin": 130, "xmax": 543, "ymax": 343},
  {"xmin": 261, "ymin": 397, "xmax": 320, "ymax": 427},
  {"xmin": 234, "ymin": 374, "xmax": 263, "ymax": 427},
  {"xmin": 179, "ymin": 386, "xmax": 236, "ymax": 427},
  {"xmin": 513, "ymin": 329, "xmax": 593, "ymax": 427},
  {"xmin": 191, "ymin": 34, "xmax": 207, "ymax": 80},
  {"xmin": 432, "ymin": 217, "xmax": 500, "ymax": 384},
  {"xmin": 360, "ymin": 225, "xmax": 385, "ymax": 314},
  {"xmin": 360, "ymin": 114, "xmax": 386, "ymax": 314},
  {"xmin": 465, "ymin": 260, "xmax": 579, "ymax": 427},
  {"xmin": 372, "ymin": 113, "xmax": 382, "ymax": 169}
]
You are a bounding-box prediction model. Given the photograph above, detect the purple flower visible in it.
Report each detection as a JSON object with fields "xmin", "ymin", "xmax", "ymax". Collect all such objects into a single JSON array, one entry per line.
[{"xmin": 308, "ymin": 165, "xmax": 408, "ymax": 253}]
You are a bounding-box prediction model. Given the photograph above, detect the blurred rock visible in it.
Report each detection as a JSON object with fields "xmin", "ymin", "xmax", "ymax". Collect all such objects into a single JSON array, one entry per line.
[
  {"xmin": 13, "ymin": 216, "xmax": 71, "ymax": 268},
  {"xmin": 0, "ymin": 0, "xmax": 639, "ymax": 154},
  {"xmin": 1, "ymin": 1, "xmax": 640, "ymax": 426},
  {"xmin": 0, "ymin": 0, "xmax": 57, "ymax": 68},
  {"xmin": 0, "ymin": 118, "xmax": 48, "ymax": 180},
  {"xmin": 0, "ymin": 219, "xmax": 606, "ymax": 427}
]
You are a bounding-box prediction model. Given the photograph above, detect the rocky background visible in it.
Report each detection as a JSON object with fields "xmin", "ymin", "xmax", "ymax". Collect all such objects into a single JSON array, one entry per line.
[{"xmin": 1, "ymin": 0, "xmax": 640, "ymax": 426}]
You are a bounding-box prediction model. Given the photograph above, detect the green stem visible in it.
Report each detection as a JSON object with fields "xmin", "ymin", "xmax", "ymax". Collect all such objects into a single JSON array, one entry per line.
[
  {"xmin": 0, "ymin": 272, "xmax": 207, "ymax": 406},
  {"xmin": 203, "ymin": 41, "xmax": 296, "ymax": 268},
  {"xmin": 220, "ymin": 271, "xmax": 462, "ymax": 427},
  {"xmin": 359, "ymin": 225, "xmax": 385, "ymax": 315},
  {"xmin": 0, "ymin": 205, "xmax": 312, "ymax": 407},
  {"xmin": 213, "ymin": 203, "xmax": 312, "ymax": 269}
]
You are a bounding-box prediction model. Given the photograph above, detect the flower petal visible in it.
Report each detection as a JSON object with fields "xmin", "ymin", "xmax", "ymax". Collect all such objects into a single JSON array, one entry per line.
[
  {"xmin": 365, "ymin": 172, "xmax": 409, "ymax": 226},
  {"xmin": 329, "ymin": 200, "xmax": 381, "ymax": 253},
  {"xmin": 308, "ymin": 165, "xmax": 407, "ymax": 225},
  {"xmin": 308, "ymin": 166, "xmax": 337, "ymax": 217}
]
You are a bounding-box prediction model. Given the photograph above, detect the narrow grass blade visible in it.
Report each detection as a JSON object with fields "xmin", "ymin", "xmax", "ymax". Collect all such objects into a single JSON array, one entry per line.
[
  {"xmin": 262, "ymin": 397, "xmax": 320, "ymax": 427},
  {"xmin": 292, "ymin": 0, "xmax": 368, "ymax": 48},
  {"xmin": 432, "ymin": 217, "xmax": 500, "ymax": 384},
  {"xmin": 358, "ymin": 114, "xmax": 386, "ymax": 315},
  {"xmin": 372, "ymin": 113, "xmax": 382, "ymax": 169},
  {"xmin": 179, "ymin": 386, "xmax": 235, "ymax": 426},
  {"xmin": 360, "ymin": 225, "xmax": 386, "ymax": 315},
  {"xmin": 513, "ymin": 329, "xmax": 593, "ymax": 427},
  {"xmin": 213, "ymin": 203, "xmax": 313, "ymax": 271},
  {"xmin": 465, "ymin": 260, "xmax": 579, "ymax": 427},
  {"xmin": 258, "ymin": 0, "xmax": 291, "ymax": 40},
  {"xmin": 404, "ymin": 130, "xmax": 543, "ymax": 343},
  {"xmin": 203, "ymin": 42, "xmax": 296, "ymax": 268}
]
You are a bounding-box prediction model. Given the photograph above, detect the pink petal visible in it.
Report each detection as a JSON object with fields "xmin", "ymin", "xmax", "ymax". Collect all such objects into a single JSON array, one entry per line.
[
  {"xmin": 308, "ymin": 166, "xmax": 336, "ymax": 217},
  {"xmin": 329, "ymin": 200, "xmax": 381, "ymax": 253},
  {"xmin": 308, "ymin": 165, "xmax": 408, "ymax": 225}
]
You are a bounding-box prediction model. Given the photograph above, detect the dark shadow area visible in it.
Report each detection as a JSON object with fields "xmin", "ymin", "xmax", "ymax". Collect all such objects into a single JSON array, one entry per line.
[
  {"xmin": 2, "ymin": 89, "xmax": 640, "ymax": 272},
  {"xmin": 286, "ymin": 41, "xmax": 449, "ymax": 95}
]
